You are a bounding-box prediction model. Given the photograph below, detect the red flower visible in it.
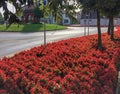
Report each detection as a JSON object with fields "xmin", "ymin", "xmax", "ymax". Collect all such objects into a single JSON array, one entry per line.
[{"xmin": 0, "ymin": 27, "xmax": 120, "ymax": 93}]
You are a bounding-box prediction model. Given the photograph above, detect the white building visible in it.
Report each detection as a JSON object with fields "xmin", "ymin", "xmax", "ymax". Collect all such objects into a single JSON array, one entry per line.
[{"xmin": 79, "ymin": 10, "xmax": 120, "ymax": 26}]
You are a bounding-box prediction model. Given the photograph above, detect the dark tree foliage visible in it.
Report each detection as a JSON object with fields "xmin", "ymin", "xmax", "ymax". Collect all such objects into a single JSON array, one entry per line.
[
  {"xmin": 77, "ymin": 0, "xmax": 120, "ymax": 48},
  {"xmin": 47, "ymin": 0, "xmax": 63, "ymax": 21},
  {"xmin": 6, "ymin": 12, "xmax": 22, "ymax": 28},
  {"xmin": 33, "ymin": 7, "xmax": 44, "ymax": 18},
  {"xmin": 102, "ymin": 0, "xmax": 120, "ymax": 40}
]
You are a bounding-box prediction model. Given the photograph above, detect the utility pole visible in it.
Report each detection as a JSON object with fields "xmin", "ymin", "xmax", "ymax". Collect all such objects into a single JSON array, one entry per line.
[
  {"xmin": 84, "ymin": 20, "xmax": 86, "ymax": 36},
  {"xmin": 87, "ymin": 13, "xmax": 89, "ymax": 35},
  {"xmin": 43, "ymin": 0, "xmax": 47, "ymax": 48},
  {"xmin": 84, "ymin": 13, "xmax": 86, "ymax": 36}
]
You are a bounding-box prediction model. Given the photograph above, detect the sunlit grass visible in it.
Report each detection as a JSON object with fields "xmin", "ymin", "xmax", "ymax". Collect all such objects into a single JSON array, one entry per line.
[{"xmin": 0, "ymin": 23, "xmax": 67, "ymax": 32}]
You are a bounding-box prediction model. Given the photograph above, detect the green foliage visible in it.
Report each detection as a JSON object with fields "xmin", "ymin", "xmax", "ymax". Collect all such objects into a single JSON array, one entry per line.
[
  {"xmin": 33, "ymin": 7, "xmax": 44, "ymax": 18},
  {"xmin": 47, "ymin": 0, "xmax": 78, "ymax": 24},
  {"xmin": 101, "ymin": 0, "xmax": 120, "ymax": 40},
  {"xmin": 102, "ymin": 0, "xmax": 120, "ymax": 16},
  {"xmin": 47, "ymin": 0, "xmax": 63, "ymax": 22},
  {"xmin": 78, "ymin": 0, "xmax": 120, "ymax": 17},
  {"xmin": 63, "ymin": 4, "xmax": 78, "ymax": 24},
  {"xmin": 0, "ymin": 13, "xmax": 3, "ymax": 20}
]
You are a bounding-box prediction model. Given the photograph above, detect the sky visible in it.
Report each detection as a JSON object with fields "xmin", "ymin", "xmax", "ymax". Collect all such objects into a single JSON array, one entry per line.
[{"xmin": 0, "ymin": 2, "xmax": 16, "ymax": 16}]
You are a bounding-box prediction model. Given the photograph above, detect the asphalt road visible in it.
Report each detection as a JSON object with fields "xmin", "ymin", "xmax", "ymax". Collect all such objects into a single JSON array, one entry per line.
[{"xmin": 0, "ymin": 27, "xmax": 107, "ymax": 58}]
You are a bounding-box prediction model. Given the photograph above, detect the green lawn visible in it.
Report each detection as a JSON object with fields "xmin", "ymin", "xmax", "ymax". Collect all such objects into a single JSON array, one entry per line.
[{"xmin": 0, "ymin": 23, "xmax": 67, "ymax": 32}]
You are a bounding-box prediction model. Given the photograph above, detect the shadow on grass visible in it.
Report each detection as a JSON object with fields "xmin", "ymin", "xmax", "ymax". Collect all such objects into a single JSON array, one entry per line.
[{"xmin": 21, "ymin": 23, "xmax": 43, "ymax": 33}]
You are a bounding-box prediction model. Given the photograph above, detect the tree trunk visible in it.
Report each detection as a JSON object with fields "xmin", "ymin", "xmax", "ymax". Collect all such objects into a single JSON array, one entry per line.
[
  {"xmin": 110, "ymin": 14, "xmax": 114, "ymax": 40},
  {"xmin": 54, "ymin": 11, "xmax": 57, "ymax": 24},
  {"xmin": 97, "ymin": 9, "xmax": 102, "ymax": 49},
  {"xmin": 107, "ymin": 16, "xmax": 111, "ymax": 35}
]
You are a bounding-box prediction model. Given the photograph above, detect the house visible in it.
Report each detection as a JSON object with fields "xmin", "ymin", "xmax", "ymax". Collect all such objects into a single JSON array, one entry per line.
[
  {"xmin": 79, "ymin": 10, "xmax": 120, "ymax": 26},
  {"xmin": 22, "ymin": 5, "xmax": 40, "ymax": 23},
  {"xmin": 22, "ymin": 0, "xmax": 42, "ymax": 23}
]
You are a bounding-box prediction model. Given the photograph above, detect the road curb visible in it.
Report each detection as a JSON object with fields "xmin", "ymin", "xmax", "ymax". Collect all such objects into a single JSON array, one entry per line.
[{"xmin": 116, "ymin": 69, "xmax": 120, "ymax": 94}]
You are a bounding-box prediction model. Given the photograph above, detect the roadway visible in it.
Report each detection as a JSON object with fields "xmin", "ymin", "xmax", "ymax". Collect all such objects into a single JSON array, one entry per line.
[{"xmin": 0, "ymin": 27, "xmax": 107, "ymax": 58}]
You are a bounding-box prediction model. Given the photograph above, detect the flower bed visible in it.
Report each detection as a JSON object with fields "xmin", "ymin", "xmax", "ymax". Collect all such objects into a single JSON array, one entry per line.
[{"xmin": 0, "ymin": 27, "xmax": 120, "ymax": 94}]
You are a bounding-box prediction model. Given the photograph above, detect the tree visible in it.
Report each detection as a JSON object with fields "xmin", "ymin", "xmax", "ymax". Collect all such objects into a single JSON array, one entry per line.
[
  {"xmin": 0, "ymin": 13, "xmax": 2, "ymax": 19},
  {"xmin": 0, "ymin": 13, "xmax": 4, "ymax": 24},
  {"xmin": 0, "ymin": 0, "xmax": 34, "ymax": 26},
  {"xmin": 102, "ymin": 0, "xmax": 120, "ymax": 40},
  {"xmin": 62, "ymin": 1, "xmax": 78, "ymax": 24},
  {"xmin": 47, "ymin": 0, "xmax": 77, "ymax": 24},
  {"xmin": 78, "ymin": 0, "xmax": 120, "ymax": 42},
  {"xmin": 77, "ymin": 0, "xmax": 104, "ymax": 49},
  {"xmin": 33, "ymin": 6, "xmax": 44, "ymax": 23},
  {"xmin": 47, "ymin": 0, "xmax": 63, "ymax": 23},
  {"xmin": 101, "ymin": 0, "xmax": 115, "ymax": 35}
]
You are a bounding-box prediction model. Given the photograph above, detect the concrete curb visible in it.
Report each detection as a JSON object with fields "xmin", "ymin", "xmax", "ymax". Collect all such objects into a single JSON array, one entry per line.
[{"xmin": 116, "ymin": 69, "xmax": 120, "ymax": 94}]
